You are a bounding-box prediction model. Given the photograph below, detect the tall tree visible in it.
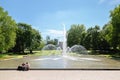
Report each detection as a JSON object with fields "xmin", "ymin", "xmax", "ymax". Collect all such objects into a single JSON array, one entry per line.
[
  {"xmin": 0, "ymin": 7, "xmax": 17, "ymax": 53},
  {"xmin": 45, "ymin": 36, "xmax": 58, "ymax": 45},
  {"xmin": 101, "ymin": 22, "xmax": 112, "ymax": 49},
  {"xmin": 110, "ymin": 5, "xmax": 120, "ymax": 50},
  {"xmin": 46, "ymin": 35, "xmax": 50, "ymax": 45},
  {"xmin": 13, "ymin": 23, "xmax": 32, "ymax": 53},
  {"xmin": 54, "ymin": 38, "xmax": 58, "ymax": 45},
  {"xmin": 83, "ymin": 25, "xmax": 102, "ymax": 50},
  {"xmin": 28, "ymin": 29, "xmax": 41, "ymax": 53},
  {"xmin": 67, "ymin": 24, "xmax": 86, "ymax": 47},
  {"xmin": 13, "ymin": 23, "xmax": 41, "ymax": 53}
]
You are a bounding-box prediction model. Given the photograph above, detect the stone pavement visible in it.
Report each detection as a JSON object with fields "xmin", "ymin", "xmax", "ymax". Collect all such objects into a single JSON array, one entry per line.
[{"xmin": 0, "ymin": 70, "xmax": 120, "ymax": 80}]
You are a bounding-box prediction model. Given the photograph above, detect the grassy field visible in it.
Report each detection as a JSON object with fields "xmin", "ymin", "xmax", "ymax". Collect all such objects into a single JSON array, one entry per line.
[
  {"xmin": 0, "ymin": 50, "xmax": 119, "ymax": 60},
  {"xmin": 0, "ymin": 50, "xmax": 61, "ymax": 60},
  {"xmin": 0, "ymin": 53, "xmax": 23, "ymax": 60}
]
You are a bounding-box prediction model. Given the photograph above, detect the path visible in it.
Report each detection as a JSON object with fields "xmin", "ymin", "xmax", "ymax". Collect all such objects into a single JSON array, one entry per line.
[{"xmin": 0, "ymin": 70, "xmax": 120, "ymax": 80}]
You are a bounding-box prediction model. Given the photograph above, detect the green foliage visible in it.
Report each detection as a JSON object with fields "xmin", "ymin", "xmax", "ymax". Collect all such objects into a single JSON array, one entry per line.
[
  {"xmin": 0, "ymin": 6, "xmax": 17, "ymax": 53},
  {"xmin": 13, "ymin": 23, "xmax": 41, "ymax": 53},
  {"xmin": 45, "ymin": 36, "xmax": 58, "ymax": 45},
  {"xmin": 38, "ymin": 40, "xmax": 45, "ymax": 50},
  {"xmin": 29, "ymin": 29, "xmax": 41, "ymax": 50},
  {"xmin": 83, "ymin": 25, "xmax": 101, "ymax": 49},
  {"xmin": 110, "ymin": 5, "xmax": 120, "ymax": 49},
  {"xmin": 54, "ymin": 38, "xmax": 58, "ymax": 45},
  {"xmin": 101, "ymin": 23, "xmax": 113, "ymax": 49},
  {"xmin": 67, "ymin": 5, "xmax": 120, "ymax": 52},
  {"xmin": 67, "ymin": 24, "xmax": 86, "ymax": 47}
]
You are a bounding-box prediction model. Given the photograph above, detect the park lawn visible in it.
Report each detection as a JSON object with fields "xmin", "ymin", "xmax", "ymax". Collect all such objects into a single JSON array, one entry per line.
[
  {"xmin": 27, "ymin": 50, "xmax": 61, "ymax": 57},
  {"xmin": 0, "ymin": 50, "xmax": 61, "ymax": 60},
  {"xmin": 0, "ymin": 50, "xmax": 119, "ymax": 60},
  {"xmin": 0, "ymin": 54, "xmax": 23, "ymax": 60}
]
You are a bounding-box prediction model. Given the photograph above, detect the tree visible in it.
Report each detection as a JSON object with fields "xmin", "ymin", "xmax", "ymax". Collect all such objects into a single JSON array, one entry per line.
[
  {"xmin": 67, "ymin": 24, "xmax": 86, "ymax": 47},
  {"xmin": 13, "ymin": 23, "xmax": 41, "ymax": 53},
  {"xmin": 28, "ymin": 29, "xmax": 41, "ymax": 53},
  {"xmin": 38, "ymin": 40, "xmax": 45, "ymax": 50},
  {"xmin": 46, "ymin": 35, "xmax": 50, "ymax": 45},
  {"xmin": 45, "ymin": 36, "xmax": 58, "ymax": 45},
  {"xmin": 0, "ymin": 7, "xmax": 17, "ymax": 53},
  {"xmin": 54, "ymin": 38, "xmax": 58, "ymax": 45},
  {"xmin": 83, "ymin": 25, "xmax": 102, "ymax": 50},
  {"xmin": 13, "ymin": 23, "xmax": 31, "ymax": 53},
  {"xmin": 110, "ymin": 5, "xmax": 120, "ymax": 50},
  {"xmin": 100, "ymin": 23, "xmax": 113, "ymax": 49}
]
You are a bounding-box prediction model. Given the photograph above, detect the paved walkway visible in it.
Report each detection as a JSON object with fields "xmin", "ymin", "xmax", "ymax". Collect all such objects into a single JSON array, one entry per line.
[{"xmin": 0, "ymin": 70, "xmax": 120, "ymax": 80}]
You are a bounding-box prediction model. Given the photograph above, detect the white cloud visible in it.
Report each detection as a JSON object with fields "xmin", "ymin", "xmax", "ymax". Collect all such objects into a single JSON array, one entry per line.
[
  {"xmin": 47, "ymin": 29, "xmax": 63, "ymax": 35},
  {"xmin": 35, "ymin": 10, "xmax": 81, "ymax": 40},
  {"xmin": 41, "ymin": 29, "xmax": 64, "ymax": 41}
]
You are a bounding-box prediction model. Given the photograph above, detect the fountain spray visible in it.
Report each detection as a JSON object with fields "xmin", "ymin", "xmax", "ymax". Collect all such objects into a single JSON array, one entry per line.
[{"xmin": 62, "ymin": 24, "xmax": 67, "ymax": 56}]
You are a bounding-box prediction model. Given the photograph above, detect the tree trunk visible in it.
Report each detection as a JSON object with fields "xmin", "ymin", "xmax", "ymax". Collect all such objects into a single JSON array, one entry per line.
[{"xmin": 30, "ymin": 49, "xmax": 33, "ymax": 54}]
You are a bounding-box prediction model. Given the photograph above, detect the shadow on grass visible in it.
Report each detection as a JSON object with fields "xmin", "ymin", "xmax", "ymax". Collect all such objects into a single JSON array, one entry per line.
[
  {"xmin": 110, "ymin": 55, "xmax": 120, "ymax": 61},
  {"xmin": 89, "ymin": 49, "xmax": 120, "ymax": 61}
]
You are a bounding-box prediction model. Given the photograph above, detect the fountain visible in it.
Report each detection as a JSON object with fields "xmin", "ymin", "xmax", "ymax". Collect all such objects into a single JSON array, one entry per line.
[
  {"xmin": 70, "ymin": 45, "xmax": 88, "ymax": 55},
  {"xmin": 42, "ymin": 44, "xmax": 57, "ymax": 50},
  {"xmin": 42, "ymin": 24, "xmax": 88, "ymax": 57},
  {"xmin": 62, "ymin": 24, "xmax": 67, "ymax": 56},
  {"xmin": 32, "ymin": 24, "xmax": 102, "ymax": 68},
  {"xmin": 41, "ymin": 24, "xmax": 89, "ymax": 60},
  {"xmin": 61, "ymin": 24, "xmax": 88, "ymax": 59}
]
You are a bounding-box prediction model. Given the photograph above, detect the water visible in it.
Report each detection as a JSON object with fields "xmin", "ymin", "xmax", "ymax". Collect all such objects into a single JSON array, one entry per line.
[
  {"xmin": 42, "ymin": 44, "xmax": 57, "ymax": 50},
  {"xmin": 62, "ymin": 24, "xmax": 87, "ymax": 59},
  {"xmin": 0, "ymin": 55, "xmax": 120, "ymax": 69},
  {"xmin": 41, "ymin": 24, "xmax": 99, "ymax": 62},
  {"xmin": 70, "ymin": 45, "xmax": 88, "ymax": 54}
]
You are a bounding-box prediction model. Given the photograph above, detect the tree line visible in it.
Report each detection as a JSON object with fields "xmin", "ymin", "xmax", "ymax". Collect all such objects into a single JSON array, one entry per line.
[
  {"xmin": 67, "ymin": 5, "xmax": 120, "ymax": 54},
  {"xmin": 0, "ymin": 7, "xmax": 41, "ymax": 54}
]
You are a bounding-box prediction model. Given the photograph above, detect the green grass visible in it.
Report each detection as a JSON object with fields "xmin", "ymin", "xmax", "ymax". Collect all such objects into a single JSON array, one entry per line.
[
  {"xmin": 0, "ymin": 53, "xmax": 24, "ymax": 60},
  {"xmin": 0, "ymin": 50, "xmax": 62, "ymax": 60},
  {"xmin": 0, "ymin": 54, "xmax": 8, "ymax": 58},
  {"xmin": 0, "ymin": 50, "xmax": 119, "ymax": 60},
  {"xmin": 29, "ymin": 50, "xmax": 61, "ymax": 56}
]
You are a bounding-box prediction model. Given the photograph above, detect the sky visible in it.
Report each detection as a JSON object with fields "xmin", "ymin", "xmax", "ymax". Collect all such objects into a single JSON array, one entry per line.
[{"xmin": 0, "ymin": 0, "xmax": 120, "ymax": 41}]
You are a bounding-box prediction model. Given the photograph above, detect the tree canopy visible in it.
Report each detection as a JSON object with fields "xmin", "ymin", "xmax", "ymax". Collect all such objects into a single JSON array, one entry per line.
[
  {"xmin": 67, "ymin": 24, "xmax": 86, "ymax": 47},
  {"xmin": 110, "ymin": 5, "xmax": 120, "ymax": 50},
  {"xmin": 0, "ymin": 7, "xmax": 17, "ymax": 53},
  {"xmin": 13, "ymin": 23, "xmax": 41, "ymax": 53}
]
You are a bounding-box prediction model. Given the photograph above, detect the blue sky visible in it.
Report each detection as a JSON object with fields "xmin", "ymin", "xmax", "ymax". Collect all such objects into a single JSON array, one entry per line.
[{"xmin": 0, "ymin": 0, "xmax": 120, "ymax": 40}]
